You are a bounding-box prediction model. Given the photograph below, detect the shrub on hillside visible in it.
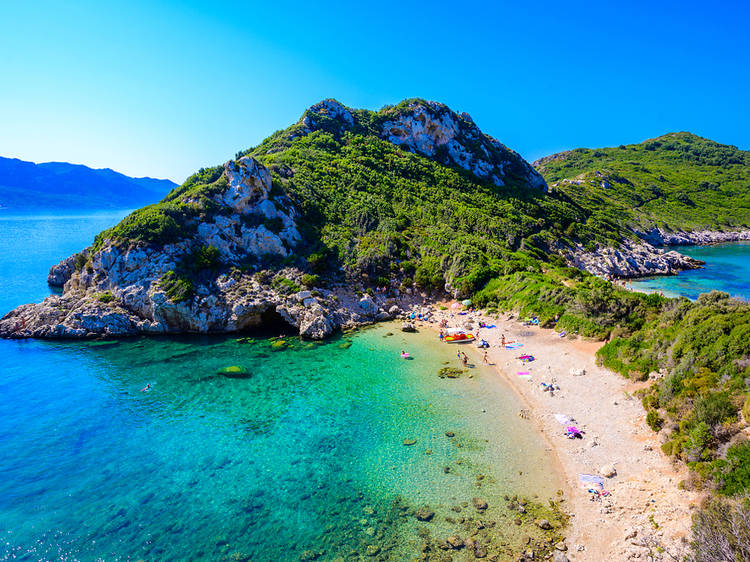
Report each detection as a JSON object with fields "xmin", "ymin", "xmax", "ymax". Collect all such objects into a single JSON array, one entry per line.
[
  {"xmin": 713, "ymin": 441, "xmax": 750, "ymax": 496},
  {"xmin": 160, "ymin": 271, "xmax": 194, "ymax": 303},
  {"xmin": 301, "ymin": 274, "xmax": 320, "ymax": 288},
  {"xmin": 646, "ymin": 409, "xmax": 664, "ymax": 432},
  {"xmin": 694, "ymin": 392, "xmax": 737, "ymax": 429},
  {"xmin": 192, "ymin": 245, "xmax": 221, "ymax": 272},
  {"xmin": 690, "ymin": 496, "xmax": 750, "ymax": 561}
]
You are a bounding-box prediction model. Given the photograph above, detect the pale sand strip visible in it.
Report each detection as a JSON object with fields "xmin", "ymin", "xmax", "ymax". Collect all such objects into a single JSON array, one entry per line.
[{"xmin": 414, "ymin": 305, "xmax": 701, "ymax": 561}]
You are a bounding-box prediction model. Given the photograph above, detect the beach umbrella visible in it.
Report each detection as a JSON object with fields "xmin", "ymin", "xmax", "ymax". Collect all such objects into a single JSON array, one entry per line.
[{"xmin": 461, "ymin": 299, "xmax": 472, "ymax": 306}]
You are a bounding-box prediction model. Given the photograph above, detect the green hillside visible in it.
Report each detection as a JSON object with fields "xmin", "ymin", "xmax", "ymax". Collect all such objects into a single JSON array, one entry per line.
[
  {"xmin": 535, "ymin": 132, "xmax": 750, "ymax": 233},
  {"xmin": 95, "ymin": 100, "xmax": 633, "ymax": 296}
]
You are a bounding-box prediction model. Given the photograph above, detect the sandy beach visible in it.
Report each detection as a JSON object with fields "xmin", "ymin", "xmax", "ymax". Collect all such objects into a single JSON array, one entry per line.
[{"xmin": 412, "ymin": 304, "xmax": 701, "ymax": 561}]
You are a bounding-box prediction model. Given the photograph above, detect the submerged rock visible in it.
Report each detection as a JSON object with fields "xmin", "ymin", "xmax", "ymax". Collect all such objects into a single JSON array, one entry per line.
[
  {"xmin": 534, "ymin": 518, "xmax": 553, "ymax": 530},
  {"xmin": 402, "ymin": 438, "xmax": 417, "ymax": 446},
  {"xmin": 216, "ymin": 365, "xmax": 251, "ymax": 378},
  {"xmin": 472, "ymin": 498, "xmax": 488, "ymax": 511},
  {"xmin": 415, "ymin": 507, "xmax": 435, "ymax": 521},
  {"xmin": 438, "ymin": 368, "xmax": 464, "ymax": 379},
  {"xmin": 270, "ymin": 340, "xmax": 288, "ymax": 351},
  {"xmin": 445, "ymin": 536, "xmax": 464, "ymax": 549}
]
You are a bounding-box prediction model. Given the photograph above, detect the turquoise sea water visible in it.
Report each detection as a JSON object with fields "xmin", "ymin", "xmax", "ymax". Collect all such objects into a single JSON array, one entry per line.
[
  {"xmin": 0, "ymin": 214, "xmax": 560, "ymax": 560},
  {"xmin": 627, "ymin": 241, "xmax": 750, "ymax": 300}
]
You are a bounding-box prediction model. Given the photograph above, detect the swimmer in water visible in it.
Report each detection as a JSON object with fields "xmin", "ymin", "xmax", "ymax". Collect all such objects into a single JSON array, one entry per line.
[{"xmin": 141, "ymin": 383, "xmax": 151, "ymax": 392}]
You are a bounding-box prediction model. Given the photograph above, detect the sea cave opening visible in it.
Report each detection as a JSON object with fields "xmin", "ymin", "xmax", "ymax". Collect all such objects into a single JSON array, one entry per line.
[{"xmin": 245, "ymin": 307, "xmax": 297, "ymax": 337}]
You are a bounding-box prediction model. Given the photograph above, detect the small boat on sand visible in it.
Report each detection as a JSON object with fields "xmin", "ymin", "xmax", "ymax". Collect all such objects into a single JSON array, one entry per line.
[{"xmin": 445, "ymin": 333, "xmax": 475, "ymax": 343}]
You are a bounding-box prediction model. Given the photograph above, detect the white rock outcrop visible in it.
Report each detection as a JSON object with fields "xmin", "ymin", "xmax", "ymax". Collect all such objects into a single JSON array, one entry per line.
[
  {"xmin": 298, "ymin": 98, "xmax": 547, "ymax": 192},
  {"xmin": 379, "ymin": 101, "xmax": 546, "ymax": 190},
  {"xmin": 564, "ymin": 239, "xmax": 704, "ymax": 279}
]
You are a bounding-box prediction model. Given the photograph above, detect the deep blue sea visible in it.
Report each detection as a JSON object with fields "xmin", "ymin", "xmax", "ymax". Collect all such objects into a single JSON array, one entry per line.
[
  {"xmin": 0, "ymin": 213, "xmax": 560, "ymax": 560},
  {"xmin": 627, "ymin": 241, "xmax": 750, "ymax": 301}
]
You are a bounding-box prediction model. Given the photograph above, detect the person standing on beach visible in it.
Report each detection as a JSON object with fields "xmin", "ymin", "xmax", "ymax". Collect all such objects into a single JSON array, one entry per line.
[
  {"xmin": 482, "ymin": 351, "xmax": 488, "ymax": 363},
  {"xmin": 501, "ymin": 334, "xmax": 506, "ymax": 346}
]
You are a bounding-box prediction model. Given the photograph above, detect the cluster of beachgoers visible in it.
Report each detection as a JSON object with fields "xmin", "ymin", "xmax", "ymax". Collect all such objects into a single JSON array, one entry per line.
[{"xmin": 398, "ymin": 301, "xmax": 700, "ymax": 561}]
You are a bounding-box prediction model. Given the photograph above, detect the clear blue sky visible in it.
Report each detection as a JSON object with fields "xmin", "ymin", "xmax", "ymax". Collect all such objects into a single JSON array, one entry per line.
[{"xmin": 1, "ymin": 0, "xmax": 748, "ymax": 183}]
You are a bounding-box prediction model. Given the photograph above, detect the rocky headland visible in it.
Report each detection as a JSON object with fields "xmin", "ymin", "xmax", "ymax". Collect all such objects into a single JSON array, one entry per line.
[
  {"xmin": 0, "ymin": 154, "xmax": 422, "ymax": 340},
  {"xmin": 563, "ymin": 238, "xmax": 705, "ymax": 279}
]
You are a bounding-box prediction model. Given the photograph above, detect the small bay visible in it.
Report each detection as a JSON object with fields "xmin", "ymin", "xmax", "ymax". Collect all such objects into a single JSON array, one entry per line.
[
  {"xmin": 0, "ymin": 214, "xmax": 560, "ymax": 560},
  {"xmin": 627, "ymin": 241, "xmax": 750, "ymax": 301}
]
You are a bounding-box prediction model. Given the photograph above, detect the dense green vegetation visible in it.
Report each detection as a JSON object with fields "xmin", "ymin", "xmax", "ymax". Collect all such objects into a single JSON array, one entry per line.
[
  {"xmin": 472, "ymin": 261, "xmax": 664, "ymax": 339},
  {"xmin": 596, "ymin": 291, "xmax": 750, "ymax": 493},
  {"xmin": 536, "ymin": 132, "xmax": 750, "ymax": 234},
  {"xmin": 159, "ymin": 271, "xmax": 194, "ymax": 303}
]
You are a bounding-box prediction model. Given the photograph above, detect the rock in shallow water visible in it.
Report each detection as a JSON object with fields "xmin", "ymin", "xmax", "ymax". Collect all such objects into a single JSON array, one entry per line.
[
  {"xmin": 415, "ymin": 507, "xmax": 435, "ymax": 521},
  {"xmin": 216, "ymin": 365, "xmax": 251, "ymax": 378},
  {"xmin": 472, "ymin": 497, "xmax": 488, "ymax": 511}
]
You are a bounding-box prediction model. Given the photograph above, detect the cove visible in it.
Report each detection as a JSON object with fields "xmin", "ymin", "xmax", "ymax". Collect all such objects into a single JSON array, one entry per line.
[
  {"xmin": 0, "ymin": 214, "xmax": 562, "ymax": 560},
  {"xmin": 627, "ymin": 241, "xmax": 750, "ymax": 301}
]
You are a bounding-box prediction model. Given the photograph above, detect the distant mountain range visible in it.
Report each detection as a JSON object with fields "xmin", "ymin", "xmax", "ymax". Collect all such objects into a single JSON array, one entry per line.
[{"xmin": 0, "ymin": 157, "xmax": 177, "ymax": 211}]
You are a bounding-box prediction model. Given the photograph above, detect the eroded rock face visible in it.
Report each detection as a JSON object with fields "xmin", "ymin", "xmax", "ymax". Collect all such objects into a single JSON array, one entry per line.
[
  {"xmin": 0, "ymin": 265, "xmax": 390, "ymax": 340},
  {"xmin": 48, "ymin": 252, "xmax": 84, "ymax": 287},
  {"xmin": 301, "ymin": 99, "xmax": 354, "ymax": 132},
  {"xmin": 379, "ymin": 101, "xmax": 547, "ymax": 191},
  {"xmin": 298, "ymin": 98, "xmax": 547, "ymax": 191}
]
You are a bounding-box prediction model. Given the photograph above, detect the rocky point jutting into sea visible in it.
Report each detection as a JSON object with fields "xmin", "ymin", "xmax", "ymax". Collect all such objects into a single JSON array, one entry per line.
[
  {"xmin": 0, "ymin": 99, "xmax": 744, "ymax": 340},
  {"xmin": 0, "ymin": 154, "xmax": 422, "ymax": 340}
]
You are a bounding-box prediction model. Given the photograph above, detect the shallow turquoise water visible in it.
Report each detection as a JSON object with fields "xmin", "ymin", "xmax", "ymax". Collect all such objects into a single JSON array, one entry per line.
[
  {"xmin": 627, "ymin": 241, "xmax": 750, "ymax": 301},
  {"xmin": 0, "ymin": 214, "xmax": 559, "ymax": 560}
]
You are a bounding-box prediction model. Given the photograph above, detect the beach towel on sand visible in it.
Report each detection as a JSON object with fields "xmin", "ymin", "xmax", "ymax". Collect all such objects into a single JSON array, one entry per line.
[{"xmin": 579, "ymin": 474, "xmax": 605, "ymax": 487}]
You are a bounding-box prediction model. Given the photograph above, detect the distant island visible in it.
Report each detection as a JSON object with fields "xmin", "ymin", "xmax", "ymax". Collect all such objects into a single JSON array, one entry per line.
[{"xmin": 0, "ymin": 156, "xmax": 177, "ymax": 211}]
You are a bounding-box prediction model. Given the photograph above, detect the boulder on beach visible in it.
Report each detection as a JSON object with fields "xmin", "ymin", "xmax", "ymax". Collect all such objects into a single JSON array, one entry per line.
[
  {"xmin": 401, "ymin": 322, "xmax": 416, "ymax": 332},
  {"xmin": 600, "ymin": 464, "xmax": 617, "ymax": 478}
]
